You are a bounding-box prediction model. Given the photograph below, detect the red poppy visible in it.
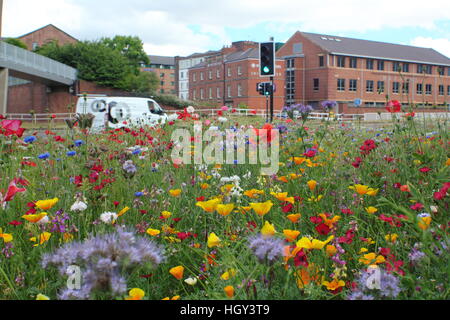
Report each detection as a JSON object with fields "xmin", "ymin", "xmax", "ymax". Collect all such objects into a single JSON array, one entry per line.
[
  {"xmin": 2, "ymin": 178, "xmax": 27, "ymax": 202},
  {"xmin": 8, "ymin": 220, "xmax": 22, "ymax": 227},
  {"xmin": 316, "ymin": 223, "xmax": 331, "ymax": 235},
  {"xmin": 385, "ymin": 100, "xmax": 402, "ymax": 113}
]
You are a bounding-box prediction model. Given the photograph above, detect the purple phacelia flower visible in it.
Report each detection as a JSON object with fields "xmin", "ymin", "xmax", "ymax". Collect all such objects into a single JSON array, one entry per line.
[{"xmin": 248, "ymin": 235, "xmax": 285, "ymax": 265}]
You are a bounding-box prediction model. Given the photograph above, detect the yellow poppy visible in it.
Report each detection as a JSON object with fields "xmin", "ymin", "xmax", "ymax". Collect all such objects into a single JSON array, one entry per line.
[
  {"xmin": 365, "ymin": 207, "xmax": 378, "ymax": 214},
  {"xmin": 161, "ymin": 211, "xmax": 172, "ymax": 219},
  {"xmin": 146, "ymin": 228, "xmax": 161, "ymax": 236},
  {"xmin": 418, "ymin": 216, "xmax": 432, "ymax": 230},
  {"xmin": 221, "ymin": 269, "xmax": 237, "ymax": 281},
  {"xmin": 261, "ymin": 221, "xmax": 276, "ymax": 237},
  {"xmin": 207, "ymin": 233, "xmax": 221, "ymax": 248},
  {"xmin": 224, "ymin": 286, "xmax": 234, "ymax": 298},
  {"xmin": 270, "ymin": 192, "xmax": 295, "ymax": 204},
  {"xmin": 243, "ymin": 189, "xmax": 264, "ymax": 199},
  {"xmin": 385, "ymin": 234, "xmax": 398, "ymax": 243},
  {"xmin": 169, "ymin": 189, "xmax": 182, "ymax": 197},
  {"xmin": 169, "ymin": 266, "xmax": 184, "ymax": 280},
  {"xmin": 323, "ymin": 279, "xmax": 346, "ymax": 291},
  {"xmin": 319, "ymin": 213, "xmax": 341, "ymax": 228},
  {"xmin": 349, "ymin": 184, "xmax": 379, "ymax": 196},
  {"xmin": 36, "ymin": 294, "xmax": 50, "ymax": 300},
  {"xmin": 296, "ymin": 235, "xmax": 334, "ymax": 251},
  {"xmin": 35, "ymin": 198, "xmax": 59, "ymax": 211},
  {"xmin": 283, "ymin": 229, "xmax": 301, "ymax": 242},
  {"xmin": 326, "ymin": 245, "xmax": 337, "ymax": 257},
  {"xmin": 0, "ymin": 228, "xmax": 13, "ymax": 243},
  {"xmin": 250, "ymin": 201, "xmax": 274, "ymax": 216},
  {"xmin": 295, "ymin": 265, "xmax": 321, "ymax": 289},
  {"xmin": 196, "ymin": 199, "xmax": 222, "ymax": 213},
  {"xmin": 307, "ymin": 180, "xmax": 317, "ymax": 191},
  {"xmin": 117, "ymin": 207, "xmax": 130, "ymax": 217},
  {"xmin": 22, "ymin": 212, "xmax": 48, "ymax": 223},
  {"xmin": 216, "ymin": 204, "xmax": 235, "ymax": 217},
  {"xmin": 287, "ymin": 214, "xmax": 302, "ymax": 223},
  {"xmin": 359, "ymin": 253, "xmax": 385, "ymax": 265},
  {"xmin": 125, "ymin": 288, "xmax": 145, "ymax": 300}
]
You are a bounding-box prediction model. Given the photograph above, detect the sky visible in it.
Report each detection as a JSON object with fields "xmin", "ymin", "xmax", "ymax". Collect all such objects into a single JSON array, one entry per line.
[{"xmin": 3, "ymin": 0, "xmax": 450, "ymax": 58}]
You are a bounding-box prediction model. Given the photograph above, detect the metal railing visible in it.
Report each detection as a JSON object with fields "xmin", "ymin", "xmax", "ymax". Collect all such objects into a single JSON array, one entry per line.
[
  {"xmin": 0, "ymin": 41, "xmax": 77, "ymax": 84},
  {"xmin": 5, "ymin": 113, "xmax": 75, "ymax": 121}
]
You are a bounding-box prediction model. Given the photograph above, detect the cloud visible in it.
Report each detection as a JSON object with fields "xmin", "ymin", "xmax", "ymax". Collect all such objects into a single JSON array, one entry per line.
[
  {"xmin": 3, "ymin": 0, "xmax": 450, "ymax": 56},
  {"xmin": 410, "ymin": 37, "xmax": 450, "ymax": 58}
]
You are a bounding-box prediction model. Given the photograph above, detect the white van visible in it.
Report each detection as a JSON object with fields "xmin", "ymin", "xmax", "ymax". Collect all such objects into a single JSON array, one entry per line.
[{"xmin": 75, "ymin": 95, "xmax": 168, "ymax": 130}]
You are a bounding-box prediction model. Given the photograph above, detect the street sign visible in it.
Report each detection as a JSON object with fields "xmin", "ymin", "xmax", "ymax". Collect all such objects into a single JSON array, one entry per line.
[{"xmin": 354, "ymin": 99, "xmax": 362, "ymax": 107}]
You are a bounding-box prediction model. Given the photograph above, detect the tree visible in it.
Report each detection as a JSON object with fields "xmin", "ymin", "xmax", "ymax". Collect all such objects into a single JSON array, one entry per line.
[
  {"xmin": 100, "ymin": 36, "xmax": 150, "ymax": 75},
  {"xmin": 4, "ymin": 38, "xmax": 28, "ymax": 50},
  {"xmin": 37, "ymin": 40, "xmax": 131, "ymax": 89},
  {"xmin": 120, "ymin": 72, "xmax": 159, "ymax": 94}
]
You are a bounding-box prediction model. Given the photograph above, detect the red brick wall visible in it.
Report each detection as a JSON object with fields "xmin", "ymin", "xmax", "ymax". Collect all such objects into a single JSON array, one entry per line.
[
  {"xmin": 277, "ymin": 31, "xmax": 450, "ymax": 112},
  {"xmin": 19, "ymin": 25, "xmax": 78, "ymax": 51}
]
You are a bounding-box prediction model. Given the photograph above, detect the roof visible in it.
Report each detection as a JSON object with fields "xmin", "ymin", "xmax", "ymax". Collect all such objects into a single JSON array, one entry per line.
[
  {"xmin": 300, "ymin": 31, "xmax": 450, "ymax": 66},
  {"xmin": 224, "ymin": 48, "xmax": 259, "ymax": 62},
  {"xmin": 148, "ymin": 55, "xmax": 175, "ymax": 66},
  {"xmin": 17, "ymin": 24, "xmax": 78, "ymax": 42}
]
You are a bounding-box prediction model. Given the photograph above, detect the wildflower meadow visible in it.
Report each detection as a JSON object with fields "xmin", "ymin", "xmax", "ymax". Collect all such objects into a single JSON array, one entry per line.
[{"xmin": 0, "ymin": 103, "xmax": 449, "ymax": 301}]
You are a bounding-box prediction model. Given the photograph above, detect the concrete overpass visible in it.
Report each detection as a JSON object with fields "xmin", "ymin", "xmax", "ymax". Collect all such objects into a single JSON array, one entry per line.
[{"xmin": 0, "ymin": 40, "xmax": 78, "ymax": 115}]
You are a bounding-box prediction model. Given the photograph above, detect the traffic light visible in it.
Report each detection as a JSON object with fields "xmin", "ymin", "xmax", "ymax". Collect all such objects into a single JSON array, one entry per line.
[
  {"xmin": 257, "ymin": 82, "xmax": 273, "ymax": 96},
  {"xmin": 259, "ymin": 42, "xmax": 275, "ymax": 77}
]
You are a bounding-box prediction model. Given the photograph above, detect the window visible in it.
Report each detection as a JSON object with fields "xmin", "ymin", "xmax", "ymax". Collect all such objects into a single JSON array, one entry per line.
[
  {"xmin": 227, "ymin": 86, "xmax": 231, "ymax": 98},
  {"xmin": 349, "ymin": 57, "xmax": 357, "ymax": 68},
  {"xmin": 377, "ymin": 60, "xmax": 385, "ymax": 71},
  {"xmin": 439, "ymin": 85, "xmax": 444, "ymax": 95},
  {"xmin": 180, "ymin": 72, "xmax": 185, "ymax": 79},
  {"xmin": 286, "ymin": 70, "xmax": 295, "ymax": 103},
  {"xmin": 160, "ymin": 89, "xmax": 165, "ymax": 94},
  {"xmin": 393, "ymin": 82, "xmax": 400, "ymax": 94},
  {"xmin": 209, "ymin": 87, "xmax": 212, "ymax": 99},
  {"xmin": 337, "ymin": 79, "xmax": 345, "ymax": 91},
  {"xmin": 286, "ymin": 58, "xmax": 295, "ymax": 69},
  {"xmin": 425, "ymin": 84, "xmax": 432, "ymax": 95},
  {"xmin": 237, "ymin": 84, "xmax": 242, "ymax": 97},
  {"xmin": 393, "ymin": 62, "xmax": 401, "ymax": 72},
  {"xmin": 237, "ymin": 66, "xmax": 242, "ymax": 75},
  {"xmin": 402, "ymin": 63, "xmax": 409, "ymax": 73},
  {"xmin": 337, "ymin": 56, "xmax": 345, "ymax": 68},
  {"xmin": 367, "ymin": 59, "xmax": 374, "ymax": 70},
  {"xmin": 193, "ymin": 73, "xmax": 197, "ymax": 82},
  {"xmin": 417, "ymin": 84, "xmax": 423, "ymax": 95},
  {"xmin": 349, "ymin": 79, "xmax": 357, "ymax": 92},
  {"xmin": 377, "ymin": 81, "xmax": 385, "ymax": 93},
  {"xmin": 160, "ymin": 73, "xmax": 165, "ymax": 78},
  {"xmin": 402, "ymin": 82, "xmax": 409, "ymax": 94},
  {"xmin": 200, "ymin": 88, "xmax": 204, "ymax": 99},
  {"xmin": 425, "ymin": 65, "xmax": 432, "ymax": 74},
  {"xmin": 217, "ymin": 69, "xmax": 220, "ymax": 78},
  {"xmin": 160, "ymin": 81, "xmax": 164, "ymax": 86},
  {"xmin": 217, "ymin": 87, "xmax": 221, "ymax": 98},
  {"xmin": 448, "ymin": 85, "xmax": 450, "ymax": 95},
  {"xmin": 32, "ymin": 42, "xmax": 39, "ymax": 51},
  {"xmin": 208, "ymin": 70, "xmax": 212, "ymax": 79},
  {"xmin": 200, "ymin": 72, "xmax": 204, "ymax": 81},
  {"xmin": 417, "ymin": 64, "xmax": 424, "ymax": 74},
  {"xmin": 319, "ymin": 56, "xmax": 324, "ymax": 67},
  {"xmin": 171, "ymin": 81, "xmax": 175, "ymax": 86},
  {"xmin": 227, "ymin": 68, "xmax": 231, "ymax": 77},
  {"xmin": 366, "ymin": 80, "xmax": 374, "ymax": 93},
  {"xmin": 438, "ymin": 67, "xmax": 445, "ymax": 76},
  {"xmin": 193, "ymin": 89, "xmax": 196, "ymax": 100},
  {"xmin": 313, "ymin": 78, "xmax": 320, "ymax": 91}
]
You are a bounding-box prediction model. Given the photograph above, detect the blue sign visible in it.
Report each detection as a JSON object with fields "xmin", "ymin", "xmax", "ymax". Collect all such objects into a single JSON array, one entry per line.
[{"xmin": 354, "ymin": 99, "xmax": 362, "ymax": 107}]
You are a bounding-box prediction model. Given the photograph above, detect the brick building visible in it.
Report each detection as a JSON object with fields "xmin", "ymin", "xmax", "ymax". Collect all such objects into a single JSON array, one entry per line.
[
  {"xmin": 277, "ymin": 31, "xmax": 450, "ymax": 113},
  {"xmin": 188, "ymin": 41, "xmax": 285, "ymax": 111},
  {"xmin": 17, "ymin": 24, "xmax": 78, "ymax": 51},
  {"xmin": 141, "ymin": 55, "xmax": 176, "ymax": 95},
  {"xmin": 175, "ymin": 51, "xmax": 220, "ymax": 101}
]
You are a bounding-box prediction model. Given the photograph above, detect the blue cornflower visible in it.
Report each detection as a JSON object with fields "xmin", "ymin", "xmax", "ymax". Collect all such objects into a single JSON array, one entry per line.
[
  {"xmin": 135, "ymin": 192, "xmax": 144, "ymax": 197},
  {"xmin": 66, "ymin": 151, "xmax": 77, "ymax": 157},
  {"xmin": 74, "ymin": 140, "xmax": 85, "ymax": 147},
  {"xmin": 132, "ymin": 149, "xmax": 141, "ymax": 155},
  {"xmin": 24, "ymin": 136, "xmax": 37, "ymax": 144},
  {"xmin": 38, "ymin": 152, "xmax": 50, "ymax": 160}
]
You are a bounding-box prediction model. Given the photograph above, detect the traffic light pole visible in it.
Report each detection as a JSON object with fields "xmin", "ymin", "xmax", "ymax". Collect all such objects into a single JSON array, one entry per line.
[{"xmin": 270, "ymin": 76, "xmax": 274, "ymax": 123}]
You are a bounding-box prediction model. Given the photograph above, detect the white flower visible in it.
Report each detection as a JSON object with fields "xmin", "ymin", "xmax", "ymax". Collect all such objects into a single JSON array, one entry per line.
[
  {"xmin": 186, "ymin": 106, "xmax": 196, "ymax": 114},
  {"xmin": 218, "ymin": 117, "xmax": 228, "ymax": 123},
  {"xmin": 37, "ymin": 216, "xmax": 50, "ymax": 225},
  {"xmin": 184, "ymin": 277, "xmax": 198, "ymax": 286},
  {"xmin": 100, "ymin": 212, "xmax": 118, "ymax": 224},
  {"xmin": 70, "ymin": 200, "xmax": 88, "ymax": 212}
]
